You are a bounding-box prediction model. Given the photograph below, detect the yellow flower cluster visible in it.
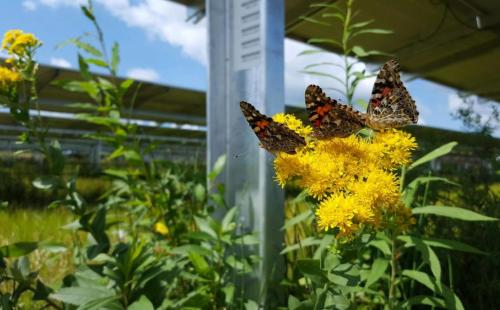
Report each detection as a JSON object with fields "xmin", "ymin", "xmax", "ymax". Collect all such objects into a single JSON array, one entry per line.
[
  {"xmin": 273, "ymin": 113, "xmax": 313, "ymax": 137},
  {"xmin": 1, "ymin": 29, "xmax": 41, "ymax": 57},
  {"xmin": 0, "ymin": 66, "xmax": 21, "ymax": 91},
  {"xmin": 273, "ymin": 114, "xmax": 417, "ymax": 237},
  {"xmin": 153, "ymin": 221, "xmax": 170, "ymax": 236}
]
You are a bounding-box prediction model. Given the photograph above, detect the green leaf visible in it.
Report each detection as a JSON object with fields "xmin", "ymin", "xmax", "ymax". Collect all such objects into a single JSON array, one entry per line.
[
  {"xmin": 349, "ymin": 20, "xmax": 374, "ymax": 29},
  {"xmin": 351, "ymin": 46, "xmax": 390, "ymax": 58},
  {"xmin": 39, "ymin": 242, "xmax": 67, "ymax": 253},
  {"xmin": 222, "ymin": 284, "xmax": 235, "ymax": 305},
  {"xmin": 408, "ymin": 142, "xmax": 457, "ymax": 170},
  {"xmin": 66, "ymin": 102, "xmax": 98, "ymax": 111},
  {"xmin": 413, "ymin": 236, "xmax": 442, "ymax": 280},
  {"xmin": 208, "ymin": 154, "xmax": 226, "ymax": 181},
  {"xmin": 194, "ymin": 183, "xmax": 206, "ymax": 203},
  {"xmin": 280, "ymin": 237, "xmax": 322, "ymax": 255},
  {"xmin": 297, "ymin": 259, "xmax": 326, "ymax": 285},
  {"xmin": 81, "ymin": 6, "xmax": 95, "ymax": 21},
  {"xmin": 221, "ymin": 207, "xmax": 237, "ymax": 232},
  {"xmin": 300, "ymin": 16, "xmax": 331, "ymax": 27},
  {"xmin": 402, "ymin": 270, "xmax": 439, "ymax": 293},
  {"xmin": 245, "ymin": 300, "xmax": 259, "ymax": 310},
  {"xmin": 85, "ymin": 58, "xmax": 108, "ymax": 68},
  {"xmin": 423, "ymin": 237, "xmax": 487, "ymax": 255},
  {"xmin": 351, "ymin": 28, "xmax": 393, "ymax": 39},
  {"xmin": 314, "ymin": 285, "xmax": 328, "ymax": 310},
  {"xmin": 0, "ymin": 242, "xmax": 38, "ymax": 257},
  {"xmin": 398, "ymin": 235, "xmax": 487, "ymax": 255},
  {"xmin": 441, "ymin": 284, "xmax": 465, "ymax": 310},
  {"xmin": 400, "ymin": 295, "xmax": 446, "ymax": 308},
  {"xmin": 412, "ymin": 206, "xmax": 498, "ymax": 221},
  {"xmin": 365, "ymin": 258, "xmax": 388, "ymax": 288},
  {"xmin": 188, "ymin": 252, "xmax": 211, "ymax": 276},
  {"xmin": 170, "ymin": 245, "xmax": 212, "ymax": 257},
  {"xmin": 78, "ymin": 296, "xmax": 122, "ymax": 310},
  {"xmin": 328, "ymin": 263, "xmax": 360, "ymax": 287},
  {"xmin": 70, "ymin": 39, "xmax": 102, "ymax": 57},
  {"xmin": 307, "ymin": 38, "xmax": 341, "ymax": 48},
  {"xmin": 282, "ymin": 209, "xmax": 312, "ymax": 230},
  {"xmin": 33, "ymin": 176, "xmax": 60, "ymax": 190},
  {"xmin": 310, "ymin": 3, "xmax": 343, "ymax": 12},
  {"xmin": 304, "ymin": 62, "xmax": 343, "ymax": 71},
  {"xmin": 403, "ymin": 176, "xmax": 458, "ymax": 206},
  {"xmin": 50, "ymin": 287, "xmax": 113, "ymax": 306},
  {"xmin": 111, "ymin": 42, "xmax": 120, "ymax": 74},
  {"xmin": 194, "ymin": 216, "xmax": 219, "ymax": 238},
  {"xmin": 297, "ymin": 49, "xmax": 329, "ymax": 56},
  {"xmin": 233, "ymin": 234, "xmax": 259, "ymax": 245},
  {"xmin": 78, "ymin": 54, "xmax": 92, "ymax": 80},
  {"xmin": 321, "ymin": 12, "xmax": 345, "ymax": 22},
  {"xmin": 120, "ymin": 79, "xmax": 134, "ymax": 91},
  {"xmin": 368, "ymin": 239, "xmax": 391, "ymax": 256},
  {"xmin": 104, "ymin": 168, "xmax": 128, "ymax": 180}
]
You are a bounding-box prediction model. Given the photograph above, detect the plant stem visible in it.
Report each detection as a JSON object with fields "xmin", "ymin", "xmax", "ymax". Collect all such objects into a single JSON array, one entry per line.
[
  {"xmin": 342, "ymin": 0, "xmax": 353, "ymax": 104},
  {"xmin": 389, "ymin": 236, "xmax": 398, "ymax": 309}
]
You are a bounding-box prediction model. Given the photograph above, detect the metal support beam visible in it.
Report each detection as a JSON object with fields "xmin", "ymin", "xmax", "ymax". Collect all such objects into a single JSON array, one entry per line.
[{"xmin": 207, "ymin": 0, "xmax": 285, "ymax": 305}]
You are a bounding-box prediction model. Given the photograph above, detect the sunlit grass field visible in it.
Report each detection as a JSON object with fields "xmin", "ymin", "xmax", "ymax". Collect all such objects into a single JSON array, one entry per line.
[{"xmin": 0, "ymin": 209, "xmax": 74, "ymax": 287}]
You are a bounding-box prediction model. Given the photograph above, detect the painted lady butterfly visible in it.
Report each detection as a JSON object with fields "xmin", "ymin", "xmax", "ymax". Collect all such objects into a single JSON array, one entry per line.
[
  {"xmin": 305, "ymin": 84, "xmax": 366, "ymax": 138},
  {"xmin": 365, "ymin": 60, "xmax": 419, "ymax": 130},
  {"xmin": 305, "ymin": 60, "xmax": 418, "ymax": 136},
  {"xmin": 240, "ymin": 101, "xmax": 306, "ymax": 154}
]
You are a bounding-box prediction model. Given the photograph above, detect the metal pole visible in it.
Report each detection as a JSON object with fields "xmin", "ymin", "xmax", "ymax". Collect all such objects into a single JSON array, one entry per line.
[{"xmin": 207, "ymin": 0, "xmax": 285, "ymax": 305}]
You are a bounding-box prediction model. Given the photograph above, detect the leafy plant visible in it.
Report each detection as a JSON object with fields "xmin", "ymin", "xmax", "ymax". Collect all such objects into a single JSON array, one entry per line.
[
  {"xmin": 0, "ymin": 1, "xmax": 259, "ymax": 309},
  {"xmin": 299, "ymin": 0, "xmax": 392, "ymax": 108}
]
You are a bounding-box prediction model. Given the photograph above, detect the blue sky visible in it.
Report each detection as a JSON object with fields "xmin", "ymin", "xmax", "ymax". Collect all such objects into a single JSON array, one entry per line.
[{"xmin": 0, "ymin": 0, "xmax": 494, "ymax": 135}]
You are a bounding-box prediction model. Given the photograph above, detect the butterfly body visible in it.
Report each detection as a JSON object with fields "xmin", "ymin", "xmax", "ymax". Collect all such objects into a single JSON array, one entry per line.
[{"xmin": 239, "ymin": 101, "xmax": 306, "ymax": 154}]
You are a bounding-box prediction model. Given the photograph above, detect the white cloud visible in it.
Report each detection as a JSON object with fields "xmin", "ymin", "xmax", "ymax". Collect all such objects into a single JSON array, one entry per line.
[
  {"xmin": 30, "ymin": 0, "xmax": 207, "ymax": 65},
  {"xmin": 96, "ymin": 0, "xmax": 207, "ymax": 65},
  {"xmin": 126, "ymin": 67, "xmax": 160, "ymax": 82},
  {"xmin": 22, "ymin": 1, "xmax": 37, "ymax": 11},
  {"xmin": 50, "ymin": 57, "xmax": 72, "ymax": 68}
]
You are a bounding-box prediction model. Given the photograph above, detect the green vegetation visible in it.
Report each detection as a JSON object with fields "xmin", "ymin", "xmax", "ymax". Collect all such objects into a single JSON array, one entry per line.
[{"xmin": 0, "ymin": 0, "xmax": 497, "ymax": 309}]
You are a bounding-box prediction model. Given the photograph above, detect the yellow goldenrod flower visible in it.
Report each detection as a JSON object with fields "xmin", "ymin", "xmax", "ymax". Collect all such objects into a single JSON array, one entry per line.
[
  {"xmin": 272, "ymin": 113, "xmax": 417, "ymax": 237},
  {"xmin": 273, "ymin": 113, "xmax": 313, "ymax": 137},
  {"xmin": 2, "ymin": 29, "xmax": 41, "ymax": 57},
  {"xmin": 373, "ymin": 129, "xmax": 418, "ymax": 169},
  {"xmin": 153, "ymin": 221, "xmax": 170, "ymax": 236},
  {"xmin": 0, "ymin": 66, "xmax": 21, "ymax": 90},
  {"xmin": 1, "ymin": 29, "xmax": 23, "ymax": 49}
]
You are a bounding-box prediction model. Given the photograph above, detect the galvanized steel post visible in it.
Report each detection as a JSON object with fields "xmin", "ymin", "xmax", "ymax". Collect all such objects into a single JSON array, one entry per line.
[{"xmin": 207, "ymin": 0, "xmax": 285, "ymax": 304}]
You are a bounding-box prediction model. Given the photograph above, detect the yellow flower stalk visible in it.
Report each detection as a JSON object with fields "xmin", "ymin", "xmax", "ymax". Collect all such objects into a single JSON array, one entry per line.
[{"xmin": 273, "ymin": 114, "xmax": 417, "ymax": 237}]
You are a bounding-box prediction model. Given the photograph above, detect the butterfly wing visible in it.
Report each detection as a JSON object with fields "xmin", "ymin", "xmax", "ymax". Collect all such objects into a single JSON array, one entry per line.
[
  {"xmin": 305, "ymin": 84, "xmax": 365, "ymax": 138},
  {"xmin": 240, "ymin": 101, "xmax": 306, "ymax": 154},
  {"xmin": 366, "ymin": 60, "xmax": 418, "ymax": 130}
]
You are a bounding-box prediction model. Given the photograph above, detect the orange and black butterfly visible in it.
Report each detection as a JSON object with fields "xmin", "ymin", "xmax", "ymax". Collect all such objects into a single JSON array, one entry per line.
[
  {"xmin": 239, "ymin": 101, "xmax": 305, "ymax": 154},
  {"xmin": 305, "ymin": 60, "xmax": 418, "ymax": 137},
  {"xmin": 305, "ymin": 84, "xmax": 365, "ymax": 138},
  {"xmin": 365, "ymin": 60, "xmax": 419, "ymax": 130}
]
